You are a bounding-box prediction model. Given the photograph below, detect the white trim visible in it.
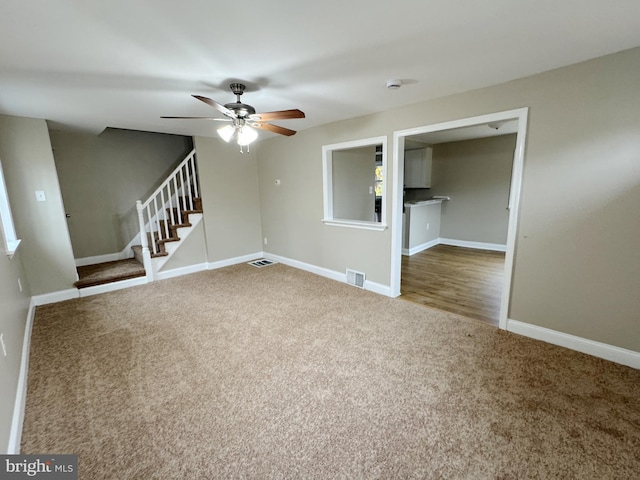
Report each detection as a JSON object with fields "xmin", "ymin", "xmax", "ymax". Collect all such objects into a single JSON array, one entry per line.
[
  {"xmin": 207, "ymin": 252, "xmax": 265, "ymax": 271},
  {"xmin": 363, "ymin": 279, "xmax": 392, "ymax": 297},
  {"xmin": 507, "ymin": 319, "xmax": 640, "ymax": 370},
  {"xmin": 264, "ymin": 252, "xmax": 393, "ymax": 297},
  {"xmin": 390, "ymin": 108, "xmax": 530, "ymax": 325},
  {"xmin": 402, "ymin": 238, "xmax": 440, "ymax": 256},
  {"xmin": 74, "ymin": 233, "xmax": 139, "ymax": 267},
  {"xmin": 438, "ymin": 238, "xmax": 507, "ymax": 252},
  {"xmin": 155, "ymin": 262, "xmax": 208, "ymax": 281},
  {"xmin": 7, "ymin": 300, "xmax": 36, "ymax": 454},
  {"xmin": 31, "ymin": 288, "xmax": 79, "ymax": 306},
  {"xmin": 78, "ymin": 276, "xmax": 148, "ymax": 298},
  {"xmin": 265, "ymin": 252, "xmax": 344, "ymax": 283},
  {"xmin": 0, "ymin": 158, "xmax": 21, "ymax": 258},
  {"xmin": 75, "ymin": 251, "xmax": 131, "ymax": 267},
  {"xmin": 322, "ymin": 135, "xmax": 388, "ymax": 227},
  {"xmin": 322, "ymin": 219, "xmax": 388, "ymax": 231}
]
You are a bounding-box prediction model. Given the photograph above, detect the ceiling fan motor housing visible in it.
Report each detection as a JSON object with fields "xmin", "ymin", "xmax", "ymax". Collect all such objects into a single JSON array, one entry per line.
[
  {"xmin": 224, "ymin": 102, "xmax": 256, "ymax": 117},
  {"xmin": 226, "ymin": 83, "xmax": 255, "ymax": 117}
]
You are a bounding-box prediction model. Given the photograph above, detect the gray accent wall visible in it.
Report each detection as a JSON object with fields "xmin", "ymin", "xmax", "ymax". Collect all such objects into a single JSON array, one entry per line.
[
  {"xmin": 50, "ymin": 128, "xmax": 192, "ymax": 259},
  {"xmin": 257, "ymin": 47, "xmax": 640, "ymax": 353},
  {"xmin": 431, "ymin": 134, "xmax": 516, "ymax": 245}
]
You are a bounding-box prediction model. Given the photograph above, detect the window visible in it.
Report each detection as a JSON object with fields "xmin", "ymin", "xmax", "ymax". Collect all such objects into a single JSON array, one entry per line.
[
  {"xmin": 322, "ymin": 136, "xmax": 387, "ymax": 231},
  {"xmin": 0, "ymin": 157, "xmax": 21, "ymax": 258}
]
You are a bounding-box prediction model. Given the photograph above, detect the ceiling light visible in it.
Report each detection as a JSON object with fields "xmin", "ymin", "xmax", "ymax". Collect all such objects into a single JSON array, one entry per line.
[
  {"xmin": 237, "ymin": 126, "xmax": 258, "ymax": 146},
  {"xmin": 217, "ymin": 124, "xmax": 235, "ymax": 142}
]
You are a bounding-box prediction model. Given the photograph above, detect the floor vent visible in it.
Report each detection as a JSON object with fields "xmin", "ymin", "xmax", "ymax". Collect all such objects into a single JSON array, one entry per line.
[
  {"xmin": 248, "ymin": 259, "xmax": 277, "ymax": 268},
  {"xmin": 346, "ymin": 269, "xmax": 366, "ymax": 288}
]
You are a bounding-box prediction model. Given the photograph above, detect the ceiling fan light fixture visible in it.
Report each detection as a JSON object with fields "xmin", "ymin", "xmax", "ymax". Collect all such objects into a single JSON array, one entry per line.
[
  {"xmin": 217, "ymin": 124, "xmax": 235, "ymax": 142},
  {"xmin": 237, "ymin": 125, "xmax": 258, "ymax": 146}
]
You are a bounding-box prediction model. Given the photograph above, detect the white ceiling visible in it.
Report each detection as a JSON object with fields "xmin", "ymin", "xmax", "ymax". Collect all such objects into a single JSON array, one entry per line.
[{"xmin": 1, "ymin": 1, "xmax": 640, "ymax": 139}]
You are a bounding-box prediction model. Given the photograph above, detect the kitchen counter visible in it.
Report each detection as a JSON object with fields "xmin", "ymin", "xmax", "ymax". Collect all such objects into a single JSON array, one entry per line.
[{"xmin": 404, "ymin": 196, "xmax": 450, "ymax": 208}]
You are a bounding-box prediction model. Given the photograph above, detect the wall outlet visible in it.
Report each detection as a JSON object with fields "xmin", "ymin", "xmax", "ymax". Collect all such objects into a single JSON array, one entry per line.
[{"xmin": 263, "ymin": 237, "xmax": 268, "ymax": 245}]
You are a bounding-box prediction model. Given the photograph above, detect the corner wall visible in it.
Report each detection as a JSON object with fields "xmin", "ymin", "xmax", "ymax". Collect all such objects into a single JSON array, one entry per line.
[
  {"xmin": 194, "ymin": 137, "xmax": 262, "ymax": 262},
  {"xmin": 0, "ymin": 115, "xmax": 77, "ymax": 295}
]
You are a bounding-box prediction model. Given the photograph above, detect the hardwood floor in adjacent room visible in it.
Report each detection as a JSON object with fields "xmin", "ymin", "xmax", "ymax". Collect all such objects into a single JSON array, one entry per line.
[{"xmin": 400, "ymin": 244, "xmax": 505, "ymax": 326}]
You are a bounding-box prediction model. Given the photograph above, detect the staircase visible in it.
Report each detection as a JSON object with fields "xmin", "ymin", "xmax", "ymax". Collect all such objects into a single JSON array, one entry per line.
[
  {"xmin": 74, "ymin": 149, "xmax": 202, "ymax": 290},
  {"xmin": 134, "ymin": 149, "xmax": 202, "ymax": 280}
]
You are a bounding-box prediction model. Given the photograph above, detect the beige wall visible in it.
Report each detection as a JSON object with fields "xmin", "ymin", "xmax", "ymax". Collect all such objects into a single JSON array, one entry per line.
[
  {"xmin": 0, "ymin": 115, "xmax": 77, "ymax": 295},
  {"xmin": 431, "ymin": 134, "xmax": 516, "ymax": 244},
  {"xmin": 257, "ymin": 47, "xmax": 640, "ymax": 352},
  {"xmin": 194, "ymin": 137, "xmax": 262, "ymax": 261},
  {"xmin": 50, "ymin": 128, "xmax": 192, "ymax": 259},
  {"xmin": 160, "ymin": 220, "xmax": 207, "ymax": 271},
  {"xmin": 258, "ymin": 126, "xmax": 391, "ymax": 284},
  {"xmin": 0, "ymin": 220, "xmax": 32, "ymax": 453}
]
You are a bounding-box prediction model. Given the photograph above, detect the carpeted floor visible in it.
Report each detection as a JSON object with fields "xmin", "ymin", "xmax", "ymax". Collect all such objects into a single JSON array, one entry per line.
[{"xmin": 22, "ymin": 263, "xmax": 640, "ymax": 479}]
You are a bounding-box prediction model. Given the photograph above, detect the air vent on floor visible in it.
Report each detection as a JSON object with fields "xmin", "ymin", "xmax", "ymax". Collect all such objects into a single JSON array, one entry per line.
[
  {"xmin": 248, "ymin": 259, "xmax": 277, "ymax": 268},
  {"xmin": 346, "ymin": 269, "xmax": 365, "ymax": 288}
]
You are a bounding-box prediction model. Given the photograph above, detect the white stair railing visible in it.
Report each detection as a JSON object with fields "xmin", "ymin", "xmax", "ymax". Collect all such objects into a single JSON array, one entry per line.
[{"xmin": 136, "ymin": 149, "xmax": 200, "ymax": 280}]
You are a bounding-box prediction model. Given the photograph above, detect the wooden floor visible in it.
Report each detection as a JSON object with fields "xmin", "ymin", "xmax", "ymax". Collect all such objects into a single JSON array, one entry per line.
[{"xmin": 400, "ymin": 244, "xmax": 505, "ymax": 326}]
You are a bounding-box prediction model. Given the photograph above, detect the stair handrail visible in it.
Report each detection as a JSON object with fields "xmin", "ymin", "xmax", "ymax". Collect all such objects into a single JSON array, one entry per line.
[
  {"xmin": 139, "ymin": 149, "xmax": 198, "ymax": 210},
  {"xmin": 136, "ymin": 149, "xmax": 200, "ymax": 279}
]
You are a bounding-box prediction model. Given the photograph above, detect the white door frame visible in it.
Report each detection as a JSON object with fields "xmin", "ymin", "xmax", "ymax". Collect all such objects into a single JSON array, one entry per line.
[{"xmin": 389, "ymin": 108, "xmax": 529, "ymax": 330}]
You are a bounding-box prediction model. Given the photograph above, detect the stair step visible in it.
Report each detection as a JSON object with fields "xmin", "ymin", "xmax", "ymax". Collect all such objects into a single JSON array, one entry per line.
[{"xmin": 74, "ymin": 259, "xmax": 146, "ymax": 289}]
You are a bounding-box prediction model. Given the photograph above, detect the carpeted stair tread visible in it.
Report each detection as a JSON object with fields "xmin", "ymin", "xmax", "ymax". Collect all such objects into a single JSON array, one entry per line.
[{"xmin": 74, "ymin": 259, "xmax": 146, "ymax": 289}]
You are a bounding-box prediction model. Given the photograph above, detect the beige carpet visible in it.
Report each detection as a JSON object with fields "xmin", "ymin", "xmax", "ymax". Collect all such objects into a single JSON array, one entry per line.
[{"xmin": 22, "ymin": 264, "xmax": 640, "ymax": 479}]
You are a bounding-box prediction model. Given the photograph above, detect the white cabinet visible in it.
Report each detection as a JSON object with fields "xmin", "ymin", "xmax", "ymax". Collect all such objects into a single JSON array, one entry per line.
[{"xmin": 404, "ymin": 148, "xmax": 432, "ymax": 188}]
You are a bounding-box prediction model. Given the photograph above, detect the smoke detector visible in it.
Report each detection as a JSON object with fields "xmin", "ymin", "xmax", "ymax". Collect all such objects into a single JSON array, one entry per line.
[{"xmin": 386, "ymin": 79, "xmax": 402, "ymax": 90}]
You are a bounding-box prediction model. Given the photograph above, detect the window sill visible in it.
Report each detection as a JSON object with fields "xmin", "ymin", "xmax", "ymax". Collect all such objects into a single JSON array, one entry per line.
[
  {"xmin": 5, "ymin": 238, "xmax": 22, "ymax": 259},
  {"xmin": 322, "ymin": 219, "xmax": 387, "ymax": 231}
]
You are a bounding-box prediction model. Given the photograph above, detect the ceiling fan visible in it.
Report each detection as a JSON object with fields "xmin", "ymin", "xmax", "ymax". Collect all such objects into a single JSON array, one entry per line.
[{"xmin": 162, "ymin": 83, "xmax": 305, "ymax": 150}]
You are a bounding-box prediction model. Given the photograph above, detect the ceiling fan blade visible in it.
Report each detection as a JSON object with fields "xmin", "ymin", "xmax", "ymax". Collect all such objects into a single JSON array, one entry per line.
[
  {"xmin": 161, "ymin": 116, "xmax": 231, "ymax": 121},
  {"xmin": 249, "ymin": 109, "xmax": 305, "ymax": 121},
  {"xmin": 253, "ymin": 122, "xmax": 297, "ymax": 136},
  {"xmin": 192, "ymin": 95, "xmax": 236, "ymax": 118}
]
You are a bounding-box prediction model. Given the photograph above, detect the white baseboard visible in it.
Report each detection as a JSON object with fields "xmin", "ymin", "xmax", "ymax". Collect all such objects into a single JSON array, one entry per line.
[
  {"xmin": 507, "ymin": 319, "xmax": 640, "ymax": 369},
  {"xmin": 75, "ymin": 234, "xmax": 140, "ymax": 267},
  {"xmin": 78, "ymin": 277, "xmax": 148, "ymax": 298},
  {"xmin": 439, "ymin": 238, "xmax": 507, "ymax": 252},
  {"xmin": 31, "ymin": 288, "xmax": 79, "ymax": 306},
  {"xmin": 264, "ymin": 252, "xmax": 393, "ymax": 297},
  {"xmin": 7, "ymin": 300, "xmax": 37, "ymax": 454},
  {"xmin": 402, "ymin": 238, "xmax": 440, "ymax": 256},
  {"xmin": 207, "ymin": 252, "xmax": 264, "ymax": 271},
  {"xmin": 156, "ymin": 262, "xmax": 208, "ymax": 281}
]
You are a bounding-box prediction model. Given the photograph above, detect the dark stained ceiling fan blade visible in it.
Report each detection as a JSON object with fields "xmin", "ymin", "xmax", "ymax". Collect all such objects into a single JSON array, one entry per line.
[
  {"xmin": 253, "ymin": 122, "xmax": 297, "ymax": 136},
  {"xmin": 192, "ymin": 95, "xmax": 236, "ymax": 117},
  {"xmin": 249, "ymin": 109, "xmax": 305, "ymax": 121},
  {"xmin": 161, "ymin": 116, "xmax": 231, "ymax": 121}
]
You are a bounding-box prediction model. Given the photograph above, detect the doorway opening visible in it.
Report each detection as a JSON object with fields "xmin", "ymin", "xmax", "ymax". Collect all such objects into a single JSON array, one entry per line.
[{"xmin": 390, "ymin": 108, "xmax": 529, "ymax": 330}]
